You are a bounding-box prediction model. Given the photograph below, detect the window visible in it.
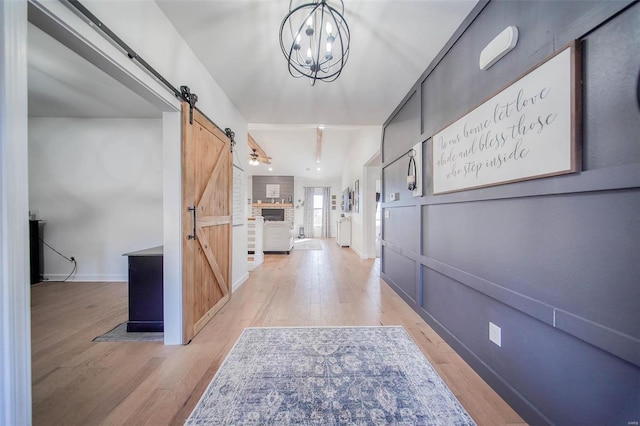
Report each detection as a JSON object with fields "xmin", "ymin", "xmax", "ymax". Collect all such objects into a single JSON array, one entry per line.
[{"xmin": 313, "ymin": 194, "xmax": 323, "ymax": 227}]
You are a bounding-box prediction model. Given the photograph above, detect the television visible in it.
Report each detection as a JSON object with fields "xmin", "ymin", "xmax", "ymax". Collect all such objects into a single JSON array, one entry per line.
[{"xmin": 341, "ymin": 188, "xmax": 352, "ymax": 212}]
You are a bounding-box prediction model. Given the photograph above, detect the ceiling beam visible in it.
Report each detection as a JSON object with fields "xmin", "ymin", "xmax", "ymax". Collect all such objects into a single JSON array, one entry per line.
[
  {"xmin": 316, "ymin": 128, "xmax": 322, "ymax": 164},
  {"xmin": 248, "ymin": 133, "xmax": 271, "ymax": 164}
]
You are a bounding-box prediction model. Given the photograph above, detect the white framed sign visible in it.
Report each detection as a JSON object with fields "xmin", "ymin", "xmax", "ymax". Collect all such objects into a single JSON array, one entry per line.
[
  {"xmin": 432, "ymin": 42, "xmax": 581, "ymax": 194},
  {"xmin": 265, "ymin": 184, "xmax": 280, "ymax": 198}
]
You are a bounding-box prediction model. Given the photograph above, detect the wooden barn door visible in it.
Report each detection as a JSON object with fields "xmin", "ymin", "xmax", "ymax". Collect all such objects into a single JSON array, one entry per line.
[{"xmin": 181, "ymin": 102, "xmax": 233, "ymax": 344}]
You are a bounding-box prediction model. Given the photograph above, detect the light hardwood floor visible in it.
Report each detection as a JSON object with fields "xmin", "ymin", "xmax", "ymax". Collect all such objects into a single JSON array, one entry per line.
[{"xmin": 31, "ymin": 239, "xmax": 526, "ymax": 425}]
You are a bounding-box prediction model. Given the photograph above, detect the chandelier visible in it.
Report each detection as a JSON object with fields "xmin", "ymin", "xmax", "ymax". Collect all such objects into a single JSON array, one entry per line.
[{"xmin": 279, "ymin": 0, "xmax": 350, "ymax": 85}]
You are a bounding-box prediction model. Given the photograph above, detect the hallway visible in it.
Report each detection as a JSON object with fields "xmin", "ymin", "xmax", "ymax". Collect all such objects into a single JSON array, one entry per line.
[{"xmin": 31, "ymin": 239, "xmax": 525, "ymax": 425}]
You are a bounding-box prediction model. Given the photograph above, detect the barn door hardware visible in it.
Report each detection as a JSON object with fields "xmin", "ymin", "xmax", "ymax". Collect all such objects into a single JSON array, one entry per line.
[
  {"xmin": 180, "ymin": 86, "xmax": 198, "ymax": 124},
  {"xmin": 187, "ymin": 206, "xmax": 197, "ymax": 240},
  {"xmin": 225, "ymin": 128, "xmax": 236, "ymax": 152}
]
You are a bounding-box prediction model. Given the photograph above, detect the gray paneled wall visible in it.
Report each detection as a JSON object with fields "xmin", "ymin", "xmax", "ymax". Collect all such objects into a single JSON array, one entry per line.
[
  {"xmin": 251, "ymin": 175, "xmax": 294, "ymax": 203},
  {"xmin": 380, "ymin": 1, "xmax": 640, "ymax": 424}
]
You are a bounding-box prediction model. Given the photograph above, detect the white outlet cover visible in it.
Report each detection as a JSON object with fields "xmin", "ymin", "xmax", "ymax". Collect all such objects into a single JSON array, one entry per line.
[
  {"xmin": 384, "ymin": 210, "xmax": 390, "ymax": 219},
  {"xmin": 489, "ymin": 322, "xmax": 502, "ymax": 347}
]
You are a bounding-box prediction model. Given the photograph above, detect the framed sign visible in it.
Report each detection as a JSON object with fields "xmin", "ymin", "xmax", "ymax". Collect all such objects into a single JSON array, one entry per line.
[
  {"xmin": 265, "ymin": 184, "xmax": 280, "ymax": 198},
  {"xmin": 432, "ymin": 41, "xmax": 581, "ymax": 194}
]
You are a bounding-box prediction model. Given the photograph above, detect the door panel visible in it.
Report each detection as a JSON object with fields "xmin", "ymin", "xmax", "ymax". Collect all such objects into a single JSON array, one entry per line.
[{"xmin": 181, "ymin": 102, "xmax": 232, "ymax": 344}]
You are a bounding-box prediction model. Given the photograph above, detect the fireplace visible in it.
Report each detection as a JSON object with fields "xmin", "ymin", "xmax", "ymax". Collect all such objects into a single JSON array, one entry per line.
[{"xmin": 262, "ymin": 208, "xmax": 285, "ymax": 221}]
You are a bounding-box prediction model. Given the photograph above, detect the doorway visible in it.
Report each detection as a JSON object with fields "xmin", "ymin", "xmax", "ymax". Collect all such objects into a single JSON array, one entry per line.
[
  {"xmin": 26, "ymin": 0, "xmax": 184, "ymax": 347},
  {"xmin": 364, "ymin": 153, "xmax": 382, "ymax": 259}
]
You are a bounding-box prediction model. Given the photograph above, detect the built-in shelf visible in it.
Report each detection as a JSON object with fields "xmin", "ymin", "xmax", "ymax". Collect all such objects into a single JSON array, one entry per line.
[{"xmin": 252, "ymin": 203, "xmax": 293, "ymax": 208}]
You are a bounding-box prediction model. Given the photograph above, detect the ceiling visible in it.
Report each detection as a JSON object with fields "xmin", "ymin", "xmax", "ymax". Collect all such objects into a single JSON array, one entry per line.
[
  {"xmin": 27, "ymin": 23, "xmax": 161, "ymax": 119},
  {"xmin": 157, "ymin": 0, "xmax": 478, "ymax": 126},
  {"xmin": 27, "ymin": 0, "xmax": 479, "ymax": 178}
]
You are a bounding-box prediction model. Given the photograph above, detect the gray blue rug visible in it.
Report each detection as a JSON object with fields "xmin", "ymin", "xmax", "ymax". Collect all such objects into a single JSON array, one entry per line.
[{"xmin": 186, "ymin": 326, "xmax": 475, "ymax": 425}]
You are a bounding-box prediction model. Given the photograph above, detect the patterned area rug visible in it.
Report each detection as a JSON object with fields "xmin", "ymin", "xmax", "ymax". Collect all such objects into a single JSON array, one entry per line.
[
  {"xmin": 186, "ymin": 326, "xmax": 475, "ymax": 425},
  {"xmin": 293, "ymin": 239, "xmax": 323, "ymax": 251},
  {"xmin": 92, "ymin": 322, "xmax": 163, "ymax": 342}
]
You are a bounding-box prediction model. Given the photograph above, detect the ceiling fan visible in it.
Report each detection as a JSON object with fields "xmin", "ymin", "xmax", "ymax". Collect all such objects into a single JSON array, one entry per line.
[
  {"xmin": 248, "ymin": 134, "xmax": 272, "ymax": 165},
  {"xmin": 249, "ymin": 149, "xmax": 260, "ymax": 166}
]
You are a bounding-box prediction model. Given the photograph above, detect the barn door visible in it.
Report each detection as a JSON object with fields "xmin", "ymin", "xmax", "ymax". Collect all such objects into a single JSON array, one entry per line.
[{"xmin": 181, "ymin": 102, "xmax": 233, "ymax": 344}]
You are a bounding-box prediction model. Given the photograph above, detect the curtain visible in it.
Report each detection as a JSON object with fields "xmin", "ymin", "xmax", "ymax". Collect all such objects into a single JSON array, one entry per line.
[
  {"xmin": 321, "ymin": 186, "xmax": 331, "ymax": 238},
  {"xmin": 303, "ymin": 186, "xmax": 315, "ymax": 238}
]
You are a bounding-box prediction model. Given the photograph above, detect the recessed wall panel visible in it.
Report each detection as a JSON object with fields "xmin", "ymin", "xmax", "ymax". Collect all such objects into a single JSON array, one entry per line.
[
  {"xmin": 383, "ymin": 206, "xmax": 418, "ymax": 254},
  {"xmin": 421, "ymin": 265, "xmax": 639, "ymax": 426},
  {"xmin": 382, "ymin": 247, "xmax": 416, "ymax": 303},
  {"xmin": 382, "ymin": 92, "xmax": 420, "ymax": 163},
  {"xmin": 423, "ymin": 190, "xmax": 640, "ymax": 339},
  {"xmin": 582, "ymin": 6, "xmax": 640, "ymax": 170}
]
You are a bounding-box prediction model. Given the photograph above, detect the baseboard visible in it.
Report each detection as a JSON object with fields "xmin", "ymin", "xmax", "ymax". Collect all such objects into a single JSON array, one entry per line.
[
  {"xmin": 351, "ymin": 245, "xmax": 374, "ymax": 259},
  {"xmin": 232, "ymin": 272, "xmax": 249, "ymax": 293},
  {"xmin": 351, "ymin": 245, "xmax": 364, "ymax": 259},
  {"xmin": 381, "ymin": 272, "xmax": 552, "ymax": 426},
  {"xmin": 43, "ymin": 274, "xmax": 127, "ymax": 282}
]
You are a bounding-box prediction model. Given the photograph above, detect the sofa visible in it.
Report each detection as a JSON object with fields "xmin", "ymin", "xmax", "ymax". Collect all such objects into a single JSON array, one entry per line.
[{"xmin": 263, "ymin": 221, "xmax": 294, "ymax": 254}]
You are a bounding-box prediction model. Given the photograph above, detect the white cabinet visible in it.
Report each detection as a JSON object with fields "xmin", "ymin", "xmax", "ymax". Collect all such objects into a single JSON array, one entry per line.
[{"xmin": 336, "ymin": 219, "xmax": 351, "ymax": 247}]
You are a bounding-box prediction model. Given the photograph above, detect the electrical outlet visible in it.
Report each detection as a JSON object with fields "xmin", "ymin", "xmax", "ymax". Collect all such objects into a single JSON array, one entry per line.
[
  {"xmin": 384, "ymin": 210, "xmax": 390, "ymax": 219},
  {"xmin": 489, "ymin": 322, "xmax": 502, "ymax": 347},
  {"xmin": 390, "ymin": 192, "xmax": 399, "ymax": 201}
]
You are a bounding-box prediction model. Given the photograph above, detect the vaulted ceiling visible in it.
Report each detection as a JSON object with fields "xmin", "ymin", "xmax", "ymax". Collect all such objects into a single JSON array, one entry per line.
[
  {"xmin": 156, "ymin": 0, "xmax": 478, "ymax": 126},
  {"xmin": 27, "ymin": 0, "xmax": 479, "ymax": 178}
]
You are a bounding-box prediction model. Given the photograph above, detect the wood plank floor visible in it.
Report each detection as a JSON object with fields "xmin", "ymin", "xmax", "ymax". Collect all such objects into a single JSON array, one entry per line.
[{"xmin": 31, "ymin": 239, "xmax": 526, "ymax": 425}]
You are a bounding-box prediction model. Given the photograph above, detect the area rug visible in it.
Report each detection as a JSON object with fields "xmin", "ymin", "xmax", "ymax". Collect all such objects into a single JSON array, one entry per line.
[
  {"xmin": 92, "ymin": 322, "xmax": 163, "ymax": 342},
  {"xmin": 293, "ymin": 238, "xmax": 323, "ymax": 251},
  {"xmin": 186, "ymin": 326, "xmax": 475, "ymax": 425}
]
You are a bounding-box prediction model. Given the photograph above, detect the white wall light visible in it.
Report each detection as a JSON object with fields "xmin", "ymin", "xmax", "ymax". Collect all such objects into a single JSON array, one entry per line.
[{"xmin": 479, "ymin": 26, "xmax": 518, "ymax": 70}]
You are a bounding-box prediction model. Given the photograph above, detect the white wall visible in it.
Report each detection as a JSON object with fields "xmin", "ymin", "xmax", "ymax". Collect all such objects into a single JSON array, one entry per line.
[
  {"xmin": 78, "ymin": 0, "xmax": 251, "ymax": 290},
  {"xmin": 293, "ymin": 177, "xmax": 342, "ymax": 238},
  {"xmin": 341, "ymin": 127, "xmax": 382, "ymax": 257},
  {"xmin": 28, "ymin": 118, "xmax": 163, "ymax": 281}
]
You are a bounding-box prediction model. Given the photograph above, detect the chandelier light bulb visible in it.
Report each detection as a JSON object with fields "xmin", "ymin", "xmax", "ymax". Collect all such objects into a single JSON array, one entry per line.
[
  {"xmin": 326, "ymin": 22, "xmax": 332, "ymax": 34},
  {"xmin": 306, "ymin": 47, "xmax": 313, "ymax": 64},
  {"xmin": 305, "ymin": 16, "xmax": 314, "ymax": 36},
  {"xmin": 293, "ymin": 33, "xmax": 301, "ymax": 50}
]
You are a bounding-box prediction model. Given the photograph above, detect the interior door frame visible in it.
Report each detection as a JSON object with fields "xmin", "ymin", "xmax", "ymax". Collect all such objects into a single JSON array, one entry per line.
[{"xmin": 1, "ymin": 2, "xmax": 31, "ymax": 424}]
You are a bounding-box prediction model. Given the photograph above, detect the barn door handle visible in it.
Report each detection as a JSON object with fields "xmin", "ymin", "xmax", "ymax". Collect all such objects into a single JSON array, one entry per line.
[{"xmin": 187, "ymin": 206, "xmax": 196, "ymax": 240}]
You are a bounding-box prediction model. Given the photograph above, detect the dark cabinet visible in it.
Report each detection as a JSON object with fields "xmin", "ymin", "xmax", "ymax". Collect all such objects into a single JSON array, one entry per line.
[
  {"xmin": 123, "ymin": 246, "xmax": 163, "ymax": 332},
  {"xmin": 29, "ymin": 220, "xmax": 44, "ymax": 284}
]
